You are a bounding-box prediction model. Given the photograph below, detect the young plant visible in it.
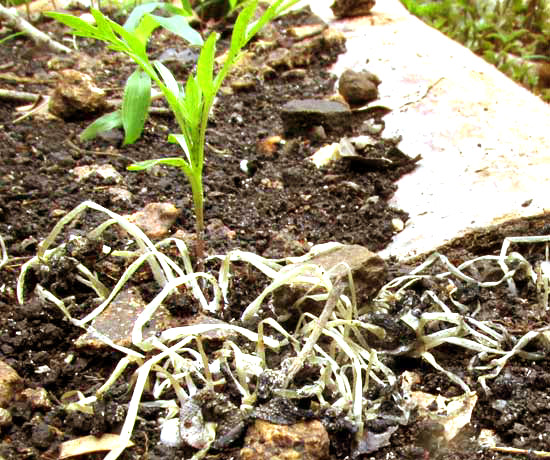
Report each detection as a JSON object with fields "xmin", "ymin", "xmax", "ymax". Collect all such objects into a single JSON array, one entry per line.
[
  {"xmin": 75, "ymin": 1, "xmax": 200, "ymax": 145},
  {"xmin": 48, "ymin": 0, "xmax": 299, "ymax": 257}
]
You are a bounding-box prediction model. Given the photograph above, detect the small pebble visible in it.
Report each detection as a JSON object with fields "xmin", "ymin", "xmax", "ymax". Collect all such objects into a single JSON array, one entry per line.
[
  {"xmin": 392, "ymin": 218, "xmax": 405, "ymax": 232},
  {"xmin": 0, "ymin": 407, "xmax": 12, "ymax": 428}
]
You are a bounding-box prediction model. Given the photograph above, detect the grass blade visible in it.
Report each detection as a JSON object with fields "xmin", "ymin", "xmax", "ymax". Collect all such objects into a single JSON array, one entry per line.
[
  {"xmin": 196, "ymin": 33, "xmax": 217, "ymax": 97},
  {"xmin": 122, "ymin": 69, "xmax": 151, "ymax": 145},
  {"xmin": 124, "ymin": 2, "xmax": 164, "ymax": 31},
  {"xmin": 151, "ymin": 14, "xmax": 203, "ymax": 46},
  {"xmin": 80, "ymin": 111, "xmax": 122, "ymax": 141},
  {"xmin": 154, "ymin": 61, "xmax": 180, "ymax": 98}
]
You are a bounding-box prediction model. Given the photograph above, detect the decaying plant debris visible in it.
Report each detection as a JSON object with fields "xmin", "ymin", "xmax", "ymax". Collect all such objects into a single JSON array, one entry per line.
[{"xmin": 12, "ymin": 199, "xmax": 550, "ymax": 460}]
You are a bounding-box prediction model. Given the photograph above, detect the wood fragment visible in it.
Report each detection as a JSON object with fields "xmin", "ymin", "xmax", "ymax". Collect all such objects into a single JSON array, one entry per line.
[
  {"xmin": 0, "ymin": 88, "xmax": 40, "ymax": 102},
  {"xmin": 0, "ymin": 3, "xmax": 72, "ymax": 54}
]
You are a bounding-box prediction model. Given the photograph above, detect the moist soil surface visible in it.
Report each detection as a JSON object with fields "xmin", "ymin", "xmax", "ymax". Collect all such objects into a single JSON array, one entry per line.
[{"xmin": 1, "ymin": 5, "xmax": 550, "ymax": 460}]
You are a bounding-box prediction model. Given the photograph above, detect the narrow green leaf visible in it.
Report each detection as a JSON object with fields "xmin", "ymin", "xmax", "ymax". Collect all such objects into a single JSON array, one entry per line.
[
  {"xmin": 110, "ymin": 20, "xmax": 148, "ymax": 61},
  {"xmin": 124, "ymin": 2, "xmax": 164, "ymax": 31},
  {"xmin": 133, "ymin": 13, "xmax": 160, "ymax": 48},
  {"xmin": 164, "ymin": 2, "xmax": 193, "ymax": 17},
  {"xmin": 178, "ymin": 0, "xmax": 193, "ymax": 16},
  {"xmin": 80, "ymin": 111, "xmax": 122, "ymax": 141},
  {"xmin": 45, "ymin": 12, "xmax": 101, "ymax": 39},
  {"xmin": 129, "ymin": 155, "xmax": 194, "ymax": 178},
  {"xmin": 196, "ymin": 33, "xmax": 217, "ymax": 97},
  {"xmin": 273, "ymin": 0, "xmax": 301, "ymax": 17},
  {"xmin": 153, "ymin": 61, "xmax": 179, "ymax": 98},
  {"xmin": 213, "ymin": 1, "xmax": 256, "ymax": 91},
  {"xmin": 185, "ymin": 75, "xmax": 201, "ymax": 109},
  {"xmin": 182, "ymin": 75, "xmax": 202, "ymax": 131},
  {"xmin": 230, "ymin": 1, "xmax": 256, "ymax": 55},
  {"xmin": 122, "ymin": 70, "xmax": 151, "ymax": 145},
  {"xmin": 128, "ymin": 157, "xmax": 189, "ymax": 170},
  {"xmin": 246, "ymin": 0, "xmax": 285, "ymax": 44},
  {"xmin": 90, "ymin": 8, "xmax": 118, "ymax": 43},
  {"xmin": 151, "ymin": 14, "xmax": 203, "ymax": 46},
  {"xmin": 168, "ymin": 133, "xmax": 194, "ymax": 166},
  {"xmin": 0, "ymin": 31, "xmax": 24, "ymax": 45}
]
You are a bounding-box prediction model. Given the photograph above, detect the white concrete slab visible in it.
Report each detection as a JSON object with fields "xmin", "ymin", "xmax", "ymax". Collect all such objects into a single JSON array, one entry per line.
[{"xmin": 305, "ymin": 0, "xmax": 550, "ymax": 259}]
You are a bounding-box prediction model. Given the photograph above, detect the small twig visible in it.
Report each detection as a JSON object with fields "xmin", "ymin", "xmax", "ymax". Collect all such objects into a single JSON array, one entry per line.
[
  {"xmin": 12, "ymin": 96, "xmax": 49, "ymax": 123},
  {"xmin": 0, "ymin": 73, "xmax": 53, "ymax": 84},
  {"xmin": 0, "ymin": 3, "xmax": 71, "ymax": 54},
  {"xmin": 0, "ymin": 88, "xmax": 40, "ymax": 102}
]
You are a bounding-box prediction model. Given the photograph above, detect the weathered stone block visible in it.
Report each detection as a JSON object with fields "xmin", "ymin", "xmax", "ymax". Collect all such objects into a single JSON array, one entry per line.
[
  {"xmin": 273, "ymin": 244, "xmax": 387, "ymax": 319},
  {"xmin": 241, "ymin": 419, "xmax": 329, "ymax": 460},
  {"xmin": 280, "ymin": 99, "xmax": 351, "ymax": 136}
]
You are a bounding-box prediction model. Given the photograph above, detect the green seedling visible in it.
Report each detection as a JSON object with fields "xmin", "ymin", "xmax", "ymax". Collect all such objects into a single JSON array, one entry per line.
[
  {"xmin": 74, "ymin": 1, "xmax": 200, "ymax": 145},
  {"xmin": 48, "ymin": 0, "xmax": 298, "ymax": 256}
]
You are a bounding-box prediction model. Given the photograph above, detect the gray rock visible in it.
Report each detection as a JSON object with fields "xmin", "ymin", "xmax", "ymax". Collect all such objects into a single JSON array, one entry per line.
[
  {"xmin": 19, "ymin": 387, "xmax": 52, "ymax": 410},
  {"xmin": 157, "ymin": 48, "xmax": 199, "ymax": 73},
  {"xmin": 280, "ymin": 99, "xmax": 351, "ymax": 136},
  {"xmin": 31, "ymin": 422, "xmax": 56, "ymax": 449},
  {"xmin": 273, "ymin": 244, "xmax": 386, "ymax": 319},
  {"xmin": 338, "ymin": 69, "xmax": 381, "ymax": 106},
  {"xmin": 72, "ymin": 164, "xmax": 123, "ymax": 185},
  {"xmin": 230, "ymin": 77, "xmax": 257, "ymax": 92},
  {"xmin": 262, "ymin": 229, "xmax": 309, "ymax": 259},
  {"xmin": 331, "ymin": 0, "xmax": 376, "ymax": 18},
  {"xmin": 97, "ymin": 128, "xmax": 124, "ymax": 144},
  {"xmin": 266, "ymin": 48, "xmax": 292, "ymax": 69},
  {"xmin": 126, "ymin": 202, "xmax": 181, "ymax": 239},
  {"xmin": 288, "ymin": 24, "xmax": 326, "ymax": 40},
  {"xmin": 281, "ymin": 69, "xmax": 307, "ymax": 80},
  {"xmin": 309, "ymin": 125, "xmax": 327, "ymax": 141},
  {"xmin": 0, "ymin": 361, "xmax": 22, "ymax": 408},
  {"xmin": 108, "ymin": 186, "xmax": 133, "ymax": 204},
  {"xmin": 75, "ymin": 287, "xmax": 173, "ymax": 349}
]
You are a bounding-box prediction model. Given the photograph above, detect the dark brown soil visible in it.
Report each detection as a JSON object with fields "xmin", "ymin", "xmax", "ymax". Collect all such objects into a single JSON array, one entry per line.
[{"xmin": 1, "ymin": 5, "xmax": 550, "ymax": 460}]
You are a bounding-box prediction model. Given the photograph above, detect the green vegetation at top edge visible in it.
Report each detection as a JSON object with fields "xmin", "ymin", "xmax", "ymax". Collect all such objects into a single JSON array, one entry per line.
[{"xmin": 401, "ymin": 0, "xmax": 550, "ymax": 101}]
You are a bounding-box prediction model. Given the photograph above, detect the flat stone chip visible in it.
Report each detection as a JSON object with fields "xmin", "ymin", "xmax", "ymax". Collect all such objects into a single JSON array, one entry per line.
[{"xmin": 75, "ymin": 287, "xmax": 173, "ymax": 349}]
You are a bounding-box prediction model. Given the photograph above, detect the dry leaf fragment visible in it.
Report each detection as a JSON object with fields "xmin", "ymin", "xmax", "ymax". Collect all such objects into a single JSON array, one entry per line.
[{"xmin": 58, "ymin": 434, "xmax": 134, "ymax": 459}]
